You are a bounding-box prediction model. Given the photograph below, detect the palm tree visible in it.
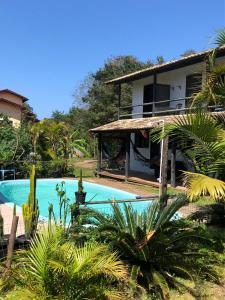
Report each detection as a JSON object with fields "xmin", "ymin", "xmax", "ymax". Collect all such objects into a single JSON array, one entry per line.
[
  {"xmin": 153, "ymin": 111, "xmax": 225, "ymax": 201},
  {"xmin": 79, "ymin": 196, "xmax": 220, "ymax": 299},
  {"xmin": 1, "ymin": 227, "xmax": 127, "ymax": 300},
  {"xmin": 192, "ymin": 28, "xmax": 225, "ymax": 108},
  {"xmin": 214, "ymin": 28, "xmax": 225, "ymax": 47}
]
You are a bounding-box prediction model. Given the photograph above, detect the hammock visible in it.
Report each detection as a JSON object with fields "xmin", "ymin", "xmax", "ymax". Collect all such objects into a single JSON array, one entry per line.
[
  {"xmin": 130, "ymin": 138, "xmax": 150, "ymax": 165},
  {"xmin": 102, "ymin": 143, "xmax": 125, "ymax": 161}
]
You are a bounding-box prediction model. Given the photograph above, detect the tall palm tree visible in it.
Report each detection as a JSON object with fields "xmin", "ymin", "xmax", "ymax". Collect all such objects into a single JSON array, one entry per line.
[
  {"xmin": 79, "ymin": 196, "xmax": 220, "ymax": 299},
  {"xmin": 1, "ymin": 227, "xmax": 127, "ymax": 300}
]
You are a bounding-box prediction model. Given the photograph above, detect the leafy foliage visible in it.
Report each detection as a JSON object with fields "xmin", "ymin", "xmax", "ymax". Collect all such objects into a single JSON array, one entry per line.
[
  {"xmin": 192, "ymin": 28, "xmax": 225, "ymax": 107},
  {"xmin": 50, "ymin": 56, "xmax": 152, "ymax": 156},
  {"xmin": 214, "ymin": 27, "xmax": 225, "ymax": 47},
  {"xmin": 78, "ymin": 196, "xmax": 221, "ymax": 299},
  {"xmin": 1, "ymin": 227, "xmax": 127, "ymax": 300},
  {"xmin": 152, "ymin": 111, "xmax": 225, "ymax": 202},
  {"xmin": 0, "ymin": 115, "xmax": 32, "ymax": 167}
]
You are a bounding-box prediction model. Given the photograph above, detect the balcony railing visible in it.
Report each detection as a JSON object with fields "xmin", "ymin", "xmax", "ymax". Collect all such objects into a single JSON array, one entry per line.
[{"xmin": 118, "ymin": 97, "xmax": 224, "ymax": 119}]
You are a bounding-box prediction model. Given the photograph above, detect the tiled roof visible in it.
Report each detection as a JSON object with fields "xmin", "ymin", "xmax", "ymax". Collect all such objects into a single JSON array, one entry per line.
[{"xmin": 106, "ymin": 46, "xmax": 225, "ymax": 84}]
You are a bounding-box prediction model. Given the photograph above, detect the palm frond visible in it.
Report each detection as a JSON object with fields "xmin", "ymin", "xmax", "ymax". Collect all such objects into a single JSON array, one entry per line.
[
  {"xmin": 152, "ymin": 270, "xmax": 170, "ymax": 300},
  {"xmin": 214, "ymin": 28, "xmax": 225, "ymax": 47},
  {"xmin": 183, "ymin": 171, "xmax": 225, "ymax": 201}
]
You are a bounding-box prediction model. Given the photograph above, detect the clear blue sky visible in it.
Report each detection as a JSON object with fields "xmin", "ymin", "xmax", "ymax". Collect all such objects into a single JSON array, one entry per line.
[{"xmin": 0, "ymin": 0, "xmax": 224, "ymax": 119}]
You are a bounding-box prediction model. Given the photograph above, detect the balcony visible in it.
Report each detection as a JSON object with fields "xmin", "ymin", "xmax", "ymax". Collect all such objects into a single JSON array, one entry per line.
[{"xmin": 118, "ymin": 97, "xmax": 224, "ymax": 119}]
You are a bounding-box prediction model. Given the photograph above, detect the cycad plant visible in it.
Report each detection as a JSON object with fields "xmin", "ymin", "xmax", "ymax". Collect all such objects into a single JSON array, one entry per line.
[
  {"xmin": 22, "ymin": 165, "xmax": 39, "ymax": 239},
  {"xmin": 1, "ymin": 226, "xmax": 127, "ymax": 300},
  {"xmin": 79, "ymin": 196, "xmax": 220, "ymax": 299}
]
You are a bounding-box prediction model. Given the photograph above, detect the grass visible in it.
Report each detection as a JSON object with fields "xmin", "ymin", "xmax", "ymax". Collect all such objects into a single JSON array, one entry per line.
[
  {"xmin": 73, "ymin": 168, "xmax": 95, "ymax": 178},
  {"xmin": 194, "ymin": 197, "xmax": 217, "ymax": 206},
  {"xmin": 124, "ymin": 182, "xmax": 180, "ymax": 196}
]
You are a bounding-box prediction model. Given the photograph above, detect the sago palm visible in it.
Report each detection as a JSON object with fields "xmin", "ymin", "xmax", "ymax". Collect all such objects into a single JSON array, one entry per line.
[
  {"xmin": 79, "ymin": 196, "xmax": 220, "ymax": 299},
  {"xmin": 1, "ymin": 226, "xmax": 127, "ymax": 300}
]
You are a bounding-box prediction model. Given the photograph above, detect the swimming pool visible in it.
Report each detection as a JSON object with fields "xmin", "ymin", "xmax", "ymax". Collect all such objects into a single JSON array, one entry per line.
[{"xmin": 0, "ymin": 179, "xmax": 152, "ymax": 219}]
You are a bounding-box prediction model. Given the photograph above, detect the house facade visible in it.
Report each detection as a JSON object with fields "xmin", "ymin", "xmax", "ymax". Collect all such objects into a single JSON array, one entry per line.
[
  {"xmin": 91, "ymin": 46, "xmax": 225, "ymax": 187},
  {"xmin": 0, "ymin": 89, "xmax": 28, "ymax": 126}
]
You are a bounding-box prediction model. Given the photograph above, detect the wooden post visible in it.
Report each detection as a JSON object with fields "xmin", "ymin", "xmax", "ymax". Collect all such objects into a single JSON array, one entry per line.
[
  {"xmin": 125, "ymin": 132, "xmax": 130, "ymax": 178},
  {"xmin": 152, "ymin": 74, "xmax": 157, "ymax": 116},
  {"xmin": 170, "ymin": 141, "xmax": 176, "ymax": 187},
  {"xmin": 6, "ymin": 215, "xmax": 19, "ymax": 269},
  {"xmin": 159, "ymin": 136, "xmax": 169, "ymax": 208},
  {"xmin": 97, "ymin": 133, "xmax": 102, "ymax": 175}
]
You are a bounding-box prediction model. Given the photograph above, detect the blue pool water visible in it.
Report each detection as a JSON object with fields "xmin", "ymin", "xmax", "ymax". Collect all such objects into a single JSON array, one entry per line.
[{"xmin": 0, "ymin": 179, "xmax": 152, "ymax": 219}]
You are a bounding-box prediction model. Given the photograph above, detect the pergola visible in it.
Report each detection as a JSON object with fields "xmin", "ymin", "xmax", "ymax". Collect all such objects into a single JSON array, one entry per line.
[{"xmin": 90, "ymin": 114, "xmax": 179, "ymax": 205}]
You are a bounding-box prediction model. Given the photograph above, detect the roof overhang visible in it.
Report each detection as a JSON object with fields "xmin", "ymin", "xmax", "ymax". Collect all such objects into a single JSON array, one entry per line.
[
  {"xmin": 90, "ymin": 115, "xmax": 177, "ymax": 133},
  {"xmin": 106, "ymin": 46, "xmax": 225, "ymax": 85},
  {"xmin": 90, "ymin": 112, "xmax": 225, "ymax": 134},
  {"xmin": 0, "ymin": 89, "xmax": 28, "ymax": 102}
]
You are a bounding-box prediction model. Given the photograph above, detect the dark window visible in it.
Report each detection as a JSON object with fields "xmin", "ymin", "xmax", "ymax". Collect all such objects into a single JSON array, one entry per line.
[
  {"xmin": 135, "ymin": 131, "xmax": 149, "ymax": 148},
  {"xmin": 186, "ymin": 74, "xmax": 202, "ymax": 98},
  {"xmin": 150, "ymin": 140, "xmax": 160, "ymax": 158},
  {"xmin": 155, "ymin": 84, "xmax": 170, "ymax": 111},
  {"xmin": 143, "ymin": 84, "xmax": 153, "ymax": 116},
  {"xmin": 143, "ymin": 84, "xmax": 170, "ymax": 117}
]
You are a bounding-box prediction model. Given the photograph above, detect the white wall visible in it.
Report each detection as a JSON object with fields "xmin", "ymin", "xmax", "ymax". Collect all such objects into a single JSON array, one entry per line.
[
  {"xmin": 129, "ymin": 132, "xmax": 155, "ymax": 174},
  {"xmin": 131, "ymin": 61, "xmax": 207, "ymax": 115}
]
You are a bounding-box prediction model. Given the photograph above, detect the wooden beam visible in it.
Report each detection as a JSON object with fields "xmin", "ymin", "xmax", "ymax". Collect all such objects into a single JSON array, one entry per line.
[
  {"xmin": 152, "ymin": 74, "xmax": 157, "ymax": 116},
  {"xmin": 6, "ymin": 215, "xmax": 19, "ymax": 269},
  {"xmin": 125, "ymin": 133, "xmax": 130, "ymax": 178},
  {"xmin": 170, "ymin": 141, "xmax": 176, "ymax": 187},
  {"xmin": 84, "ymin": 196, "xmax": 158, "ymax": 205},
  {"xmin": 159, "ymin": 136, "xmax": 169, "ymax": 208},
  {"xmin": 96, "ymin": 133, "xmax": 102, "ymax": 174}
]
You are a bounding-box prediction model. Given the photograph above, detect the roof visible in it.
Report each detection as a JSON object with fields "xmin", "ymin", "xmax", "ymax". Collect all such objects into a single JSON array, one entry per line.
[
  {"xmin": 106, "ymin": 46, "xmax": 225, "ymax": 84},
  {"xmin": 91, "ymin": 112, "xmax": 225, "ymax": 133},
  {"xmin": 0, "ymin": 89, "xmax": 28, "ymax": 102},
  {"xmin": 90, "ymin": 115, "xmax": 178, "ymax": 133}
]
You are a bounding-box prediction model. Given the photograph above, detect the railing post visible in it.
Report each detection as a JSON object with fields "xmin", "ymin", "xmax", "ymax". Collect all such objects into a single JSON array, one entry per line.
[
  {"xmin": 125, "ymin": 132, "xmax": 130, "ymax": 179},
  {"xmin": 152, "ymin": 74, "xmax": 157, "ymax": 116},
  {"xmin": 97, "ymin": 133, "xmax": 102, "ymax": 175}
]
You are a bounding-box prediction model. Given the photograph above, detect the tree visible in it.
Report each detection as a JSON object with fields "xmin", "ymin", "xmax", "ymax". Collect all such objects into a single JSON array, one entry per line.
[
  {"xmin": 192, "ymin": 28, "xmax": 225, "ymax": 107},
  {"xmin": 0, "ymin": 115, "xmax": 32, "ymax": 167},
  {"xmin": 0, "ymin": 115, "xmax": 17, "ymax": 165},
  {"xmin": 156, "ymin": 56, "xmax": 165, "ymax": 64},
  {"xmin": 76, "ymin": 56, "xmax": 152, "ymax": 128},
  {"xmin": 152, "ymin": 111, "xmax": 225, "ymax": 201},
  {"xmin": 22, "ymin": 103, "xmax": 37, "ymax": 124},
  {"xmin": 180, "ymin": 49, "xmax": 196, "ymax": 57},
  {"xmin": 31, "ymin": 119, "xmax": 89, "ymax": 160}
]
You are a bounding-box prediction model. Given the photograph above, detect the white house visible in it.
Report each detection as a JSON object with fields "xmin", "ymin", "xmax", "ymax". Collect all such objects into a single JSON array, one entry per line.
[{"xmin": 91, "ymin": 46, "xmax": 225, "ymax": 187}]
